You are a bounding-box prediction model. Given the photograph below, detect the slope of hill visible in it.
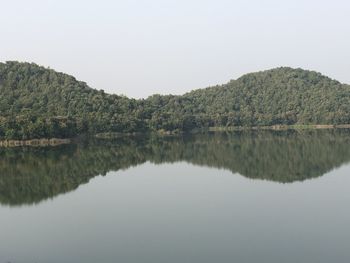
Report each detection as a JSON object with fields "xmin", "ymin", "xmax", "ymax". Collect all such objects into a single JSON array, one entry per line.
[
  {"xmin": 0, "ymin": 61, "xmax": 146, "ymax": 139},
  {"xmin": 149, "ymin": 67, "xmax": 350, "ymax": 130},
  {"xmin": 0, "ymin": 61, "xmax": 350, "ymax": 139}
]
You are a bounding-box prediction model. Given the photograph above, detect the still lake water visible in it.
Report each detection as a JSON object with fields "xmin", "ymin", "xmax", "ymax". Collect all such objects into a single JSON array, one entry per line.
[{"xmin": 1, "ymin": 130, "xmax": 350, "ymax": 263}]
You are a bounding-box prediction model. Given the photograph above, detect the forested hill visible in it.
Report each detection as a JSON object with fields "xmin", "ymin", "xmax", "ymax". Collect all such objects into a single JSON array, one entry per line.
[
  {"xmin": 1, "ymin": 61, "xmax": 350, "ymax": 139},
  {"xmin": 0, "ymin": 61, "xmax": 147, "ymax": 139}
]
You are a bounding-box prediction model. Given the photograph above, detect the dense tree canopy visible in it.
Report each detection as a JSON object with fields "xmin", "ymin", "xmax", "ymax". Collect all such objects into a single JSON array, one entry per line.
[{"xmin": 1, "ymin": 61, "xmax": 350, "ymax": 139}]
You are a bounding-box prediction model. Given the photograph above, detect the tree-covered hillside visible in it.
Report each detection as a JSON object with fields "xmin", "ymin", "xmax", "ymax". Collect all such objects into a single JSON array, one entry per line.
[
  {"xmin": 150, "ymin": 67, "xmax": 350, "ymax": 130},
  {"xmin": 1, "ymin": 61, "xmax": 350, "ymax": 139},
  {"xmin": 0, "ymin": 61, "xmax": 146, "ymax": 139}
]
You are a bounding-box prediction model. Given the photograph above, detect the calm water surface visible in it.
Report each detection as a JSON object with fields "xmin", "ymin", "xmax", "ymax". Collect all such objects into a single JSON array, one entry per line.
[{"xmin": 0, "ymin": 130, "xmax": 350, "ymax": 263}]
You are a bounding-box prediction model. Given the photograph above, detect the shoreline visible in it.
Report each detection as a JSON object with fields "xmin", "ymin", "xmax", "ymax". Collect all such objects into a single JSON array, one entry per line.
[{"xmin": 2, "ymin": 124, "xmax": 350, "ymax": 147}]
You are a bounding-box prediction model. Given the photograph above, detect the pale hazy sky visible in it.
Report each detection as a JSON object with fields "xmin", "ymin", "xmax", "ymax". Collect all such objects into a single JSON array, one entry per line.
[{"xmin": 1, "ymin": 0, "xmax": 349, "ymax": 98}]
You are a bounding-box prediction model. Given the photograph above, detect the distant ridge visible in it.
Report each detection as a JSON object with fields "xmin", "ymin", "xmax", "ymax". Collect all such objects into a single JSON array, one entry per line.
[{"xmin": 0, "ymin": 61, "xmax": 350, "ymax": 140}]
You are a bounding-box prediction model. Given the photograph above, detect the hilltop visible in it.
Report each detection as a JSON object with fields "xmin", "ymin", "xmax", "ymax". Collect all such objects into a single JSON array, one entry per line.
[{"xmin": 0, "ymin": 61, "xmax": 349, "ymax": 139}]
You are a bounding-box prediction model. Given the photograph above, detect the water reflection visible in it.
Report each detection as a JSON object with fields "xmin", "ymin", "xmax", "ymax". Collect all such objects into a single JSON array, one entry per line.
[{"xmin": 1, "ymin": 130, "xmax": 350, "ymax": 206}]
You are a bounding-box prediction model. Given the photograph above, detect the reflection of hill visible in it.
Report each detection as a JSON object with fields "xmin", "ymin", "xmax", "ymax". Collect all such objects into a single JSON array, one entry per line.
[{"xmin": 1, "ymin": 130, "xmax": 350, "ymax": 206}]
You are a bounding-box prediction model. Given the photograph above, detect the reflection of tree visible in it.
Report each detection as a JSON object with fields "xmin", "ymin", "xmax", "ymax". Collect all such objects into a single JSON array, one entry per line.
[{"xmin": 1, "ymin": 130, "xmax": 350, "ymax": 206}]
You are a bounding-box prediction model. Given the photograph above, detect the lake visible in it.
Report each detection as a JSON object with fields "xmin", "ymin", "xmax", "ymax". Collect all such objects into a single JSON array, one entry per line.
[{"xmin": 1, "ymin": 130, "xmax": 350, "ymax": 263}]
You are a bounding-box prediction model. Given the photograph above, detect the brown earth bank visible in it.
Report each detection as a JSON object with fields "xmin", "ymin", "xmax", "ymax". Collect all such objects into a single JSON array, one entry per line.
[
  {"xmin": 0, "ymin": 138, "xmax": 70, "ymax": 147},
  {"xmin": 209, "ymin": 124, "xmax": 350, "ymax": 131}
]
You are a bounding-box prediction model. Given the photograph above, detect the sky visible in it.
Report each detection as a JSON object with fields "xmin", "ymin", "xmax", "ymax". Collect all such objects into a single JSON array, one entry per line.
[{"xmin": 1, "ymin": 0, "xmax": 349, "ymax": 98}]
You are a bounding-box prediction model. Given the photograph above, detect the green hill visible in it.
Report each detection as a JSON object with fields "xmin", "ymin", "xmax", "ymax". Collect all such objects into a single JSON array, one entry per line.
[
  {"xmin": 1, "ymin": 61, "xmax": 350, "ymax": 139},
  {"xmin": 149, "ymin": 67, "xmax": 350, "ymax": 130}
]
